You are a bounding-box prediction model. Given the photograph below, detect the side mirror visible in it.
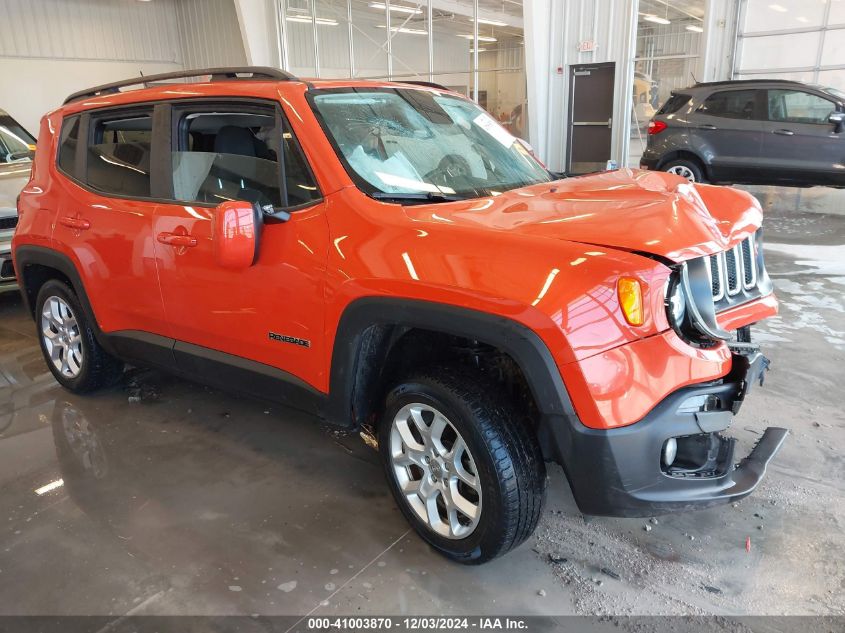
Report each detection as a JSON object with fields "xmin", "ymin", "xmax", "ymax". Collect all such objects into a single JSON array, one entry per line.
[
  {"xmin": 213, "ymin": 201, "xmax": 262, "ymax": 269},
  {"xmin": 830, "ymin": 112, "xmax": 845, "ymax": 134}
]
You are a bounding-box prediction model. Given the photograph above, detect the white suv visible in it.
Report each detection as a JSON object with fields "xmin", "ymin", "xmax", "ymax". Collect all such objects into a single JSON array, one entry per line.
[{"xmin": 0, "ymin": 109, "xmax": 35, "ymax": 292}]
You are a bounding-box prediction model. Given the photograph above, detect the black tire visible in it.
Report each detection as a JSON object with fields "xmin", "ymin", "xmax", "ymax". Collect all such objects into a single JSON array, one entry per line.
[
  {"xmin": 378, "ymin": 369, "xmax": 546, "ymax": 564},
  {"xmin": 662, "ymin": 158, "xmax": 706, "ymax": 183},
  {"xmin": 35, "ymin": 280, "xmax": 124, "ymax": 393}
]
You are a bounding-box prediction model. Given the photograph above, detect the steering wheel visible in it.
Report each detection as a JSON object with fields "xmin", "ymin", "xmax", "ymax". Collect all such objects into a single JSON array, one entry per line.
[{"xmin": 425, "ymin": 154, "xmax": 473, "ymax": 189}]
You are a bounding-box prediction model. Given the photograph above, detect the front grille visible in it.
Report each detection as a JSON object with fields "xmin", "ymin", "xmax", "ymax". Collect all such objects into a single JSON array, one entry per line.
[
  {"xmin": 725, "ymin": 246, "xmax": 740, "ymax": 295},
  {"xmin": 707, "ymin": 254, "xmax": 723, "ymax": 301},
  {"xmin": 741, "ymin": 239, "xmax": 755, "ymax": 287},
  {"xmin": 707, "ymin": 236, "xmax": 759, "ymax": 310},
  {"xmin": 0, "ymin": 216, "xmax": 17, "ymax": 231}
]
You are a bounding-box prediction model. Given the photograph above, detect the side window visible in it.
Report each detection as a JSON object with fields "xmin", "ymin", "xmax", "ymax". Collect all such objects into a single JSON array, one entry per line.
[
  {"xmin": 281, "ymin": 117, "xmax": 321, "ymax": 208},
  {"xmin": 767, "ymin": 90, "xmax": 836, "ymax": 124},
  {"xmin": 86, "ymin": 110, "xmax": 153, "ymax": 198},
  {"xmin": 171, "ymin": 106, "xmax": 320, "ymax": 212},
  {"xmin": 697, "ymin": 90, "xmax": 758, "ymax": 120},
  {"xmin": 657, "ymin": 94, "xmax": 690, "ymax": 116},
  {"xmin": 57, "ymin": 116, "xmax": 80, "ymax": 177}
]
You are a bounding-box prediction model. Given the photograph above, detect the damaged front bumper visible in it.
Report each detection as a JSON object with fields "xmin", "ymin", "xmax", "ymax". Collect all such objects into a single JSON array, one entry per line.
[{"xmin": 550, "ymin": 346, "xmax": 788, "ymax": 517}]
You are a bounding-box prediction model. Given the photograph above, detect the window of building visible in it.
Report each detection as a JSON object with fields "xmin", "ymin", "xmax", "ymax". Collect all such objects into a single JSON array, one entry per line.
[
  {"xmin": 86, "ymin": 110, "xmax": 153, "ymax": 198},
  {"xmin": 698, "ymin": 90, "xmax": 759, "ymax": 120}
]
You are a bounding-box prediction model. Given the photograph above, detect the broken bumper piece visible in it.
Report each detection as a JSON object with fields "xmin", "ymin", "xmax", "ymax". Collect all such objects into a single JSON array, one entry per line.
[{"xmin": 546, "ymin": 351, "xmax": 788, "ymax": 517}]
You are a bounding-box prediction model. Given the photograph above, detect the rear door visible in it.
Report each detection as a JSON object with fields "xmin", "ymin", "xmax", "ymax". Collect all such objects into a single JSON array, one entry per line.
[
  {"xmin": 51, "ymin": 106, "xmax": 169, "ymax": 340},
  {"xmin": 759, "ymin": 88, "xmax": 844, "ymax": 185},
  {"xmin": 152, "ymin": 98, "xmax": 329, "ymax": 395},
  {"xmin": 689, "ymin": 88, "xmax": 765, "ymax": 182}
]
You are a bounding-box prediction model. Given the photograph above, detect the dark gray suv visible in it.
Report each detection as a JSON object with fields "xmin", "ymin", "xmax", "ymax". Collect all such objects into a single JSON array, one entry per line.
[{"xmin": 640, "ymin": 80, "xmax": 845, "ymax": 187}]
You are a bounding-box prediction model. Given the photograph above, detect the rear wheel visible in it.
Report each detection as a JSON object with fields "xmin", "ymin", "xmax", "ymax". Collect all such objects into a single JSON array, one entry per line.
[
  {"xmin": 663, "ymin": 158, "xmax": 705, "ymax": 183},
  {"xmin": 35, "ymin": 280, "xmax": 124, "ymax": 393},
  {"xmin": 379, "ymin": 370, "xmax": 545, "ymax": 564}
]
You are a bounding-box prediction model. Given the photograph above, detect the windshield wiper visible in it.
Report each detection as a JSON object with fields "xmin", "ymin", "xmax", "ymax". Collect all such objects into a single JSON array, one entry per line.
[{"xmin": 371, "ymin": 191, "xmax": 465, "ymax": 204}]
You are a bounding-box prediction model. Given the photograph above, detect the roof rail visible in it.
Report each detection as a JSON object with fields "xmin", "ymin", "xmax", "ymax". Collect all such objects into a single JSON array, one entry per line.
[
  {"xmin": 398, "ymin": 80, "xmax": 451, "ymax": 91},
  {"xmin": 693, "ymin": 78, "xmax": 807, "ymax": 88},
  {"xmin": 63, "ymin": 66, "xmax": 298, "ymax": 105}
]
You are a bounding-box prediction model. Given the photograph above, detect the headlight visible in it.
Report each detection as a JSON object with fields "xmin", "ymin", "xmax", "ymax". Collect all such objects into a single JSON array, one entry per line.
[{"xmin": 665, "ymin": 275, "xmax": 687, "ymax": 328}]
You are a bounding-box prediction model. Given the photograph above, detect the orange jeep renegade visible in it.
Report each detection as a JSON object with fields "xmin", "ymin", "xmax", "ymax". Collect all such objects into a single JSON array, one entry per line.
[{"xmin": 12, "ymin": 67, "xmax": 787, "ymax": 563}]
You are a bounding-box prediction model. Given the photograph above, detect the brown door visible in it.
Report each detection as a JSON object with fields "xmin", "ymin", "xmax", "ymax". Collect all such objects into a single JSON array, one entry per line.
[{"xmin": 567, "ymin": 62, "xmax": 615, "ymax": 174}]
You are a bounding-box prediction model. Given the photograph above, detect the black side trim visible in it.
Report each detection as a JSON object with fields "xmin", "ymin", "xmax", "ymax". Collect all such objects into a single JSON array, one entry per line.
[
  {"xmin": 325, "ymin": 297, "xmax": 578, "ymax": 428},
  {"xmin": 106, "ymin": 332, "xmax": 323, "ymax": 414},
  {"xmin": 170, "ymin": 340, "xmax": 323, "ymax": 415},
  {"xmin": 108, "ymin": 330, "xmax": 176, "ymax": 369}
]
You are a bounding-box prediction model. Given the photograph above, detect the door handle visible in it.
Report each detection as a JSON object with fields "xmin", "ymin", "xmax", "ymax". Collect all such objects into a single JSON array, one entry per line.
[
  {"xmin": 773, "ymin": 129, "xmax": 795, "ymax": 136},
  {"xmin": 157, "ymin": 232, "xmax": 198, "ymax": 248},
  {"xmin": 699, "ymin": 124, "xmax": 718, "ymax": 130},
  {"xmin": 59, "ymin": 216, "xmax": 90, "ymax": 230}
]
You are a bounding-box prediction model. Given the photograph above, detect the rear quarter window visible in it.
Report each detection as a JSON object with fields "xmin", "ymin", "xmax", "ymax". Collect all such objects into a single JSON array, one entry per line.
[
  {"xmin": 57, "ymin": 116, "xmax": 80, "ymax": 177},
  {"xmin": 657, "ymin": 94, "xmax": 691, "ymax": 115}
]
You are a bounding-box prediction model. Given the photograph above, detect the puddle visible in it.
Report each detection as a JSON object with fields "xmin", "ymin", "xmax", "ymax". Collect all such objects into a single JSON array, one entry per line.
[{"xmin": 764, "ymin": 243, "xmax": 845, "ymax": 276}]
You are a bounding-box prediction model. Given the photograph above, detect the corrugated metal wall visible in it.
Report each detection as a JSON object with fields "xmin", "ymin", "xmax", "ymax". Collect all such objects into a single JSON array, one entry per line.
[
  {"xmin": 0, "ymin": 0, "xmax": 246, "ymax": 67},
  {"xmin": 176, "ymin": 0, "xmax": 247, "ymax": 69},
  {"xmin": 526, "ymin": 0, "xmax": 638, "ymax": 170},
  {"xmin": 0, "ymin": 0, "xmax": 182, "ymax": 62}
]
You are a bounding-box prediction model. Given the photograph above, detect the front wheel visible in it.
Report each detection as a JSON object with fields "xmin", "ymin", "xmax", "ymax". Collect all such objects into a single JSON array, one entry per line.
[{"xmin": 378, "ymin": 370, "xmax": 545, "ymax": 564}]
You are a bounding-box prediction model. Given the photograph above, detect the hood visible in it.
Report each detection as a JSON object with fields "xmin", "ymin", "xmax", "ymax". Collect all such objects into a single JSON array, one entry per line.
[{"xmin": 404, "ymin": 169, "xmax": 763, "ymax": 263}]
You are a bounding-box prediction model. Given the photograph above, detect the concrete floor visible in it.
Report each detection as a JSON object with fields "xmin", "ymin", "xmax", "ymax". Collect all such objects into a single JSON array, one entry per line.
[{"xmin": 0, "ymin": 185, "xmax": 843, "ymax": 618}]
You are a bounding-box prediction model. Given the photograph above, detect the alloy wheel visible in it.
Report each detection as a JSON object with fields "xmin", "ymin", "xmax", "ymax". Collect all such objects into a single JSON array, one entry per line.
[
  {"xmin": 41, "ymin": 296, "xmax": 84, "ymax": 378},
  {"xmin": 666, "ymin": 165, "xmax": 696, "ymax": 182},
  {"xmin": 389, "ymin": 403, "xmax": 482, "ymax": 539}
]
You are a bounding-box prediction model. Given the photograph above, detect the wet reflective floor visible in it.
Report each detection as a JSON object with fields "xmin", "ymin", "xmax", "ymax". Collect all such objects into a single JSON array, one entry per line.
[{"xmin": 0, "ymin": 184, "xmax": 843, "ymax": 618}]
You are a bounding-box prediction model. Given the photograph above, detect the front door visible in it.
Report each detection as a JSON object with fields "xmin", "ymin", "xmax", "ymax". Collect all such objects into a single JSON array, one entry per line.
[
  {"xmin": 759, "ymin": 88, "xmax": 844, "ymax": 186},
  {"xmin": 152, "ymin": 99, "xmax": 329, "ymax": 395},
  {"xmin": 567, "ymin": 62, "xmax": 615, "ymax": 174}
]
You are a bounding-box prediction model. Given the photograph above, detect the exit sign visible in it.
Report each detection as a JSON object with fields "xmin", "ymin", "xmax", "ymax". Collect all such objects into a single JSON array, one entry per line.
[{"xmin": 578, "ymin": 40, "xmax": 597, "ymax": 52}]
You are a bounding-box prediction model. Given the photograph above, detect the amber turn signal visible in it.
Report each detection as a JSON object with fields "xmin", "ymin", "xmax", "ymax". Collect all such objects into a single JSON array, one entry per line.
[{"xmin": 618, "ymin": 277, "xmax": 644, "ymax": 326}]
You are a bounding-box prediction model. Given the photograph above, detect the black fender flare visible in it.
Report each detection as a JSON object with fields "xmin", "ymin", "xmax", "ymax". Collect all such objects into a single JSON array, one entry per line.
[
  {"xmin": 13, "ymin": 245, "xmax": 119, "ymax": 355},
  {"xmin": 324, "ymin": 297, "xmax": 582, "ymax": 441}
]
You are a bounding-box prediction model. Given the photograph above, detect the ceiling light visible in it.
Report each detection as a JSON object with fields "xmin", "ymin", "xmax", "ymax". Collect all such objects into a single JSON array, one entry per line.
[
  {"xmin": 642, "ymin": 14, "xmax": 671, "ymax": 25},
  {"xmin": 470, "ymin": 48, "xmax": 488, "ymax": 53},
  {"xmin": 286, "ymin": 15, "xmax": 339, "ymax": 25},
  {"xmin": 457, "ymin": 34, "xmax": 498, "ymax": 42},
  {"xmin": 768, "ymin": 4, "xmax": 787, "ymax": 12},
  {"xmin": 368, "ymin": 2, "xmax": 422, "ymax": 14},
  {"xmin": 376, "ymin": 25, "xmax": 428, "ymax": 35},
  {"xmin": 477, "ymin": 18, "xmax": 507, "ymax": 26},
  {"xmin": 686, "ymin": 25, "xmax": 703, "ymax": 33}
]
